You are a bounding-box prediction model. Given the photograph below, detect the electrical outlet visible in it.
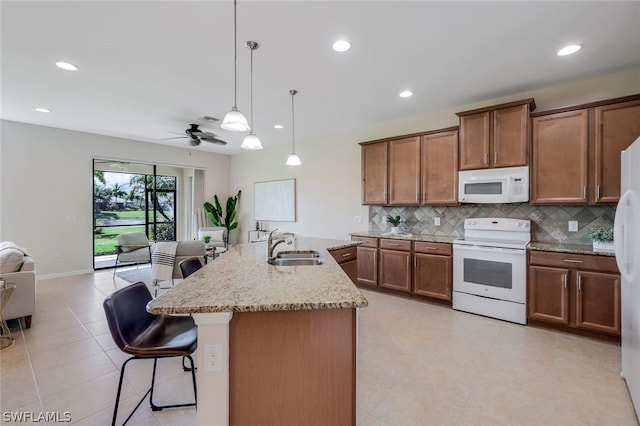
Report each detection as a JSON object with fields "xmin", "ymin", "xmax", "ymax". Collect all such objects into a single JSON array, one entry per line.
[
  {"xmin": 434, "ymin": 217, "xmax": 441, "ymax": 226},
  {"xmin": 205, "ymin": 344, "xmax": 222, "ymax": 372},
  {"xmin": 353, "ymin": 215, "xmax": 361, "ymax": 223},
  {"xmin": 382, "ymin": 216, "xmax": 387, "ymax": 224},
  {"xmin": 568, "ymin": 221, "xmax": 578, "ymax": 232},
  {"xmin": 54, "ymin": 250, "xmax": 63, "ymax": 258}
]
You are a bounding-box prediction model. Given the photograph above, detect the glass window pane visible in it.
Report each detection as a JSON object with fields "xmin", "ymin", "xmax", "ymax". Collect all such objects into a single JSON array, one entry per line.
[
  {"xmin": 463, "ymin": 258, "xmax": 512, "ymax": 289},
  {"xmin": 465, "ymin": 182, "xmax": 503, "ymax": 194}
]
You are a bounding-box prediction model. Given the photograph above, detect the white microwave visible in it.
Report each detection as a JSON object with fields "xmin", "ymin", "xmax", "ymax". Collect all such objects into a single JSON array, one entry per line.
[{"xmin": 458, "ymin": 166, "xmax": 529, "ymax": 204}]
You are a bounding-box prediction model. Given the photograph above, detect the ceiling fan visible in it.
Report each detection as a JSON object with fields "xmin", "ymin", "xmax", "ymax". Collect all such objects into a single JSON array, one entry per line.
[{"xmin": 166, "ymin": 123, "xmax": 227, "ymax": 146}]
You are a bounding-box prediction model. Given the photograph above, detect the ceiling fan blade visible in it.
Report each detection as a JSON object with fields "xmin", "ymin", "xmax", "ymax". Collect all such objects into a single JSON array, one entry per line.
[
  {"xmin": 200, "ymin": 116, "xmax": 220, "ymax": 122},
  {"xmin": 200, "ymin": 135, "xmax": 227, "ymax": 145},
  {"xmin": 199, "ymin": 131, "xmax": 218, "ymax": 138},
  {"xmin": 162, "ymin": 136, "xmax": 187, "ymax": 141}
]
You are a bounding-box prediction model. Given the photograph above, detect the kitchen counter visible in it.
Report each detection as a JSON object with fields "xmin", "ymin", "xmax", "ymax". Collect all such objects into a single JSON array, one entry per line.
[
  {"xmin": 149, "ymin": 237, "xmax": 366, "ymax": 426},
  {"xmin": 147, "ymin": 237, "xmax": 368, "ymax": 314},
  {"xmin": 528, "ymin": 241, "xmax": 615, "ymax": 257},
  {"xmin": 350, "ymin": 231, "xmax": 456, "ymax": 244}
]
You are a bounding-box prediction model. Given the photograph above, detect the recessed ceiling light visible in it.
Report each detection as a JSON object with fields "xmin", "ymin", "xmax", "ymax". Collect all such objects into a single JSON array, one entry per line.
[
  {"xmin": 55, "ymin": 61, "xmax": 78, "ymax": 71},
  {"xmin": 399, "ymin": 90, "xmax": 413, "ymax": 98},
  {"xmin": 332, "ymin": 40, "xmax": 351, "ymax": 52},
  {"xmin": 557, "ymin": 45, "xmax": 581, "ymax": 56},
  {"xmin": 35, "ymin": 107, "xmax": 51, "ymax": 113},
  {"xmin": 274, "ymin": 124, "xmax": 284, "ymax": 129}
]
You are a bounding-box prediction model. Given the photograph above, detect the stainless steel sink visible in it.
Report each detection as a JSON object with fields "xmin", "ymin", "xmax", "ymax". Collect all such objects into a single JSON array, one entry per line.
[
  {"xmin": 274, "ymin": 250, "xmax": 321, "ymax": 259},
  {"xmin": 268, "ymin": 257, "xmax": 324, "ymax": 266}
]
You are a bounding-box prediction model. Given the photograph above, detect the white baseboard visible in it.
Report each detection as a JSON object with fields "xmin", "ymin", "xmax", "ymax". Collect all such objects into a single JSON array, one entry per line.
[{"xmin": 38, "ymin": 269, "xmax": 95, "ymax": 280}]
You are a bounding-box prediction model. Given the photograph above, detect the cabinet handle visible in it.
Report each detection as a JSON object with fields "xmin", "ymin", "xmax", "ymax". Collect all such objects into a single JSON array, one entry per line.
[
  {"xmin": 494, "ymin": 152, "xmax": 498, "ymax": 164},
  {"xmin": 563, "ymin": 259, "xmax": 583, "ymax": 264},
  {"xmin": 341, "ymin": 253, "xmax": 352, "ymax": 258},
  {"xmin": 414, "ymin": 257, "xmax": 417, "ymax": 268},
  {"xmin": 596, "ymin": 185, "xmax": 601, "ymax": 200},
  {"xmin": 421, "ymin": 246, "xmax": 439, "ymax": 251},
  {"xmin": 563, "ymin": 274, "xmax": 567, "ymax": 289},
  {"xmin": 485, "ymin": 152, "xmax": 489, "ymax": 165},
  {"xmin": 407, "ymin": 256, "xmax": 410, "ymax": 266},
  {"xmin": 578, "ymin": 275, "xmax": 582, "ymax": 291},
  {"xmin": 390, "ymin": 243, "xmax": 401, "ymax": 247},
  {"xmin": 582, "ymin": 186, "xmax": 586, "ymax": 199},
  {"xmin": 416, "ymin": 192, "xmax": 419, "ymax": 202}
]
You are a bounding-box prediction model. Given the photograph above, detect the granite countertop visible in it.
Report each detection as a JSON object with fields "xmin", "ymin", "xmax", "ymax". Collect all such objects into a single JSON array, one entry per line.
[
  {"xmin": 147, "ymin": 237, "xmax": 368, "ymax": 315},
  {"xmin": 528, "ymin": 241, "xmax": 616, "ymax": 257},
  {"xmin": 350, "ymin": 231, "xmax": 456, "ymax": 244}
]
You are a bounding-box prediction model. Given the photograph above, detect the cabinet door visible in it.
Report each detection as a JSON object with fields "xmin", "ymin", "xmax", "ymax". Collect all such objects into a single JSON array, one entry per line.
[
  {"xmin": 341, "ymin": 260, "xmax": 358, "ymax": 285},
  {"xmin": 576, "ymin": 271, "xmax": 621, "ymax": 336},
  {"xmin": 388, "ymin": 137, "xmax": 421, "ymax": 205},
  {"xmin": 421, "ymin": 130, "xmax": 459, "ymax": 205},
  {"xmin": 379, "ymin": 249, "xmax": 411, "ymax": 293},
  {"xmin": 594, "ymin": 100, "xmax": 640, "ymax": 203},
  {"xmin": 493, "ymin": 104, "xmax": 529, "ymax": 168},
  {"xmin": 413, "ymin": 253, "xmax": 451, "ymax": 301},
  {"xmin": 528, "ymin": 265, "xmax": 570, "ymax": 325},
  {"xmin": 531, "ymin": 110, "xmax": 589, "ymax": 204},
  {"xmin": 356, "ymin": 247, "xmax": 378, "ymax": 287},
  {"xmin": 361, "ymin": 142, "xmax": 388, "ymax": 205},
  {"xmin": 459, "ymin": 112, "xmax": 490, "ymax": 170}
]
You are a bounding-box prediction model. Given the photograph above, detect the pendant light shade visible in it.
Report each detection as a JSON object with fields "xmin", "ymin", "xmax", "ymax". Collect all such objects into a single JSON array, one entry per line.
[
  {"xmin": 221, "ymin": 0, "xmax": 250, "ymax": 132},
  {"xmin": 285, "ymin": 89, "xmax": 301, "ymax": 166},
  {"xmin": 241, "ymin": 41, "xmax": 263, "ymax": 150}
]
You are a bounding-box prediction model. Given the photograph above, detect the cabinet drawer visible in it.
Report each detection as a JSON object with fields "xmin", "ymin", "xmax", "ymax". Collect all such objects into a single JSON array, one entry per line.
[
  {"xmin": 351, "ymin": 236, "xmax": 378, "ymax": 248},
  {"xmin": 329, "ymin": 246, "xmax": 357, "ymax": 264},
  {"xmin": 413, "ymin": 241, "xmax": 452, "ymax": 256},
  {"xmin": 380, "ymin": 239, "xmax": 412, "ymax": 251},
  {"xmin": 529, "ymin": 250, "xmax": 618, "ymax": 273}
]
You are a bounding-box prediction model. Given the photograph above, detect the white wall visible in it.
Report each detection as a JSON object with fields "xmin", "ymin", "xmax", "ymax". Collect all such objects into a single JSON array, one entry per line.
[
  {"xmin": 230, "ymin": 67, "xmax": 640, "ymax": 243},
  {"xmin": 0, "ymin": 121, "xmax": 230, "ymax": 277}
]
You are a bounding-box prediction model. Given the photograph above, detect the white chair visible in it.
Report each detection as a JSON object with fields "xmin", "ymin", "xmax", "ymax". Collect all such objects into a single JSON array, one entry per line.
[{"xmin": 113, "ymin": 232, "xmax": 152, "ymax": 277}]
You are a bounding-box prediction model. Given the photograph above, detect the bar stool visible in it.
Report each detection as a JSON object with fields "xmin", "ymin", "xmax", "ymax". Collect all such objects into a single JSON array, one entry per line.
[
  {"xmin": 103, "ymin": 282, "xmax": 197, "ymax": 425},
  {"xmin": 179, "ymin": 257, "xmax": 204, "ymax": 279}
]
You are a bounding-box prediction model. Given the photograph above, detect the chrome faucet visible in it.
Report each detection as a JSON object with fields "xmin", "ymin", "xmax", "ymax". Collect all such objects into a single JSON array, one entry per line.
[{"xmin": 267, "ymin": 229, "xmax": 292, "ymax": 260}]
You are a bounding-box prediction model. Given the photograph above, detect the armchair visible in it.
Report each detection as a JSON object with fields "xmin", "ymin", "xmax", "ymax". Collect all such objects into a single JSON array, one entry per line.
[
  {"xmin": 197, "ymin": 227, "xmax": 228, "ymax": 249},
  {"xmin": 113, "ymin": 232, "xmax": 152, "ymax": 277}
]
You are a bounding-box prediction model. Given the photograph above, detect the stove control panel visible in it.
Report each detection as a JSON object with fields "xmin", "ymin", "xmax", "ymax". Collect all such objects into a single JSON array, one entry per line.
[{"xmin": 463, "ymin": 218, "xmax": 531, "ymax": 232}]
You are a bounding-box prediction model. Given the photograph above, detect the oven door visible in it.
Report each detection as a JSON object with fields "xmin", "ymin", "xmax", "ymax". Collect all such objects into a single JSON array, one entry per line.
[{"xmin": 453, "ymin": 244, "xmax": 526, "ymax": 303}]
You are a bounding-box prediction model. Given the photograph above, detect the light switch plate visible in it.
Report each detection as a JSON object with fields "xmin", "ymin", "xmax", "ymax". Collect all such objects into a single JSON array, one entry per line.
[{"xmin": 568, "ymin": 221, "xmax": 578, "ymax": 232}]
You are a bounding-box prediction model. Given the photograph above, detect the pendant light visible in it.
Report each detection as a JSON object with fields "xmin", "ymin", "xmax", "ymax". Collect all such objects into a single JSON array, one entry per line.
[
  {"xmin": 240, "ymin": 41, "xmax": 263, "ymax": 150},
  {"xmin": 221, "ymin": 0, "xmax": 250, "ymax": 132},
  {"xmin": 286, "ymin": 89, "xmax": 302, "ymax": 166}
]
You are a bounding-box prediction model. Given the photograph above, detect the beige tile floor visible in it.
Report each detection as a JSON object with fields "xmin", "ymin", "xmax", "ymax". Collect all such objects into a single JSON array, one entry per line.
[{"xmin": 1, "ymin": 269, "xmax": 638, "ymax": 425}]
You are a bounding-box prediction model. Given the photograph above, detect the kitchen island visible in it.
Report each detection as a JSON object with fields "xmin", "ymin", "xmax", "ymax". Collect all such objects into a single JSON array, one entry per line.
[{"xmin": 147, "ymin": 237, "xmax": 368, "ymax": 426}]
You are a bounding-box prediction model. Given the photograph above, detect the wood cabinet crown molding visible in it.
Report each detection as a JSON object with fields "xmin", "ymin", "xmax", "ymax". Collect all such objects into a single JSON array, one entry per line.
[
  {"xmin": 455, "ymin": 98, "xmax": 536, "ymax": 117},
  {"xmin": 530, "ymin": 93, "xmax": 640, "ymax": 118},
  {"xmin": 358, "ymin": 126, "xmax": 459, "ymax": 146}
]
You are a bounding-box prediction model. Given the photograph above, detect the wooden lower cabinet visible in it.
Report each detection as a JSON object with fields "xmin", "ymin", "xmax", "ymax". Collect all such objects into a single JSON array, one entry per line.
[
  {"xmin": 528, "ymin": 265, "xmax": 570, "ymax": 324},
  {"xmin": 413, "ymin": 241, "xmax": 452, "ymax": 302},
  {"xmin": 352, "ymin": 236, "xmax": 378, "ymax": 287},
  {"xmin": 576, "ymin": 271, "xmax": 621, "ymax": 335},
  {"xmin": 329, "ymin": 246, "xmax": 358, "ymax": 285},
  {"xmin": 229, "ymin": 309, "xmax": 356, "ymax": 425},
  {"xmin": 379, "ymin": 249, "xmax": 412, "ymax": 293},
  {"xmin": 528, "ymin": 251, "xmax": 621, "ymax": 338}
]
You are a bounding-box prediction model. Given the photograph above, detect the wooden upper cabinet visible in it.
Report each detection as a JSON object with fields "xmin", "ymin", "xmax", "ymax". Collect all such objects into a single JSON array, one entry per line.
[
  {"xmin": 388, "ymin": 137, "xmax": 421, "ymax": 205},
  {"xmin": 421, "ymin": 129, "xmax": 459, "ymax": 205},
  {"xmin": 531, "ymin": 109, "xmax": 589, "ymax": 204},
  {"xmin": 594, "ymin": 99, "xmax": 640, "ymax": 203},
  {"xmin": 459, "ymin": 112, "xmax": 490, "ymax": 170},
  {"xmin": 457, "ymin": 99, "xmax": 534, "ymax": 170},
  {"xmin": 361, "ymin": 142, "xmax": 388, "ymax": 205},
  {"xmin": 493, "ymin": 104, "xmax": 530, "ymax": 167}
]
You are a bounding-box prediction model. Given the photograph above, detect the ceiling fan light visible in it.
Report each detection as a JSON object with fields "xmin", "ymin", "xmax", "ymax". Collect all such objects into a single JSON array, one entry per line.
[
  {"xmin": 241, "ymin": 133, "xmax": 263, "ymax": 150},
  {"xmin": 221, "ymin": 107, "xmax": 250, "ymax": 131},
  {"xmin": 286, "ymin": 153, "xmax": 301, "ymax": 166}
]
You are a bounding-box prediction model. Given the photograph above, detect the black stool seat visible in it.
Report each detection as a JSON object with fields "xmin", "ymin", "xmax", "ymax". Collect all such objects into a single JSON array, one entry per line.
[
  {"xmin": 103, "ymin": 281, "xmax": 197, "ymax": 426},
  {"xmin": 179, "ymin": 257, "xmax": 203, "ymax": 279}
]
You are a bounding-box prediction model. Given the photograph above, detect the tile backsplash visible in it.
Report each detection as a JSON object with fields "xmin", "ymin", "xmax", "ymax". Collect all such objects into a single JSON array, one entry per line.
[{"xmin": 370, "ymin": 204, "xmax": 615, "ymax": 245}]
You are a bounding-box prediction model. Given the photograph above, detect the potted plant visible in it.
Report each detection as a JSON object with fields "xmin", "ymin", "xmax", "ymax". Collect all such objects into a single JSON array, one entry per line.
[
  {"xmin": 386, "ymin": 215, "xmax": 402, "ymax": 234},
  {"xmin": 204, "ymin": 190, "xmax": 241, "ymax": 239},
  {"xmin": 588, "ymin": 227, "xmax": 614, "ymax": 253},
  {"xmin": 202, "ymin": 235, "xmax": 212, "ymax": 244}
]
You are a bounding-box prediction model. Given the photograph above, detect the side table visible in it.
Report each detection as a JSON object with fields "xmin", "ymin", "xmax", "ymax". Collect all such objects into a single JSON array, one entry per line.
[{"xmin": 0, "ymin": 282, "xmax": 17, "ymax": 350}]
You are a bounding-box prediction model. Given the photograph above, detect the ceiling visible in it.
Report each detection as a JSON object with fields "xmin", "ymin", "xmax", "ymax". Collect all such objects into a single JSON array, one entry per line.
[{"xmin": 2, "ymin": 1, "xmax": 639, "ymax": 155}]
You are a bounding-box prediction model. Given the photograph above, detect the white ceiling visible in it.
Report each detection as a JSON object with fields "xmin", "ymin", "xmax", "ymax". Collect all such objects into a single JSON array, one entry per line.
[{"xmin": 2, "ymin": 1, "xmax": 639, "ymax": 155}]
